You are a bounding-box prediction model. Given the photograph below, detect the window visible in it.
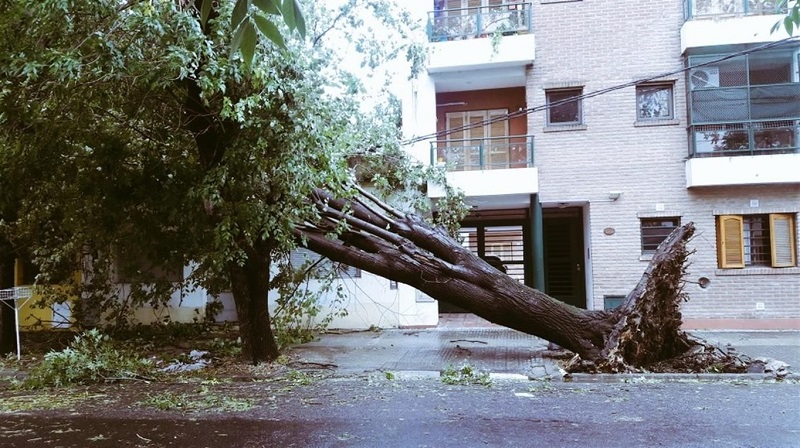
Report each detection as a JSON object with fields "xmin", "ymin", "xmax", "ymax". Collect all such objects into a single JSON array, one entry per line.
[
  {"xmin": 636, "ymin": 84, "xmax": 674, "ymax": 120},
  {"xmin": 442, "ymin": 109, "xmax": 508, "ymax": 170},
  {"xmin": 640, "ymin": 218, "xmax": 680, "ymax": 255},
  {"xmin": 716, "ymin": 214, "xmax": 797, "ymax": 268},
  {"xmin": 290, "ymin": 248, "xmax": 361, "ymax": 279},
  {"xmin": 546, "ymin": 88, "xmax": 582, "ymax": 125}
]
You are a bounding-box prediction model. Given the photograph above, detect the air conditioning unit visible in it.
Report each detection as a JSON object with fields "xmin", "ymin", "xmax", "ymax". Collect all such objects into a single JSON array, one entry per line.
[{"xmin": 689, "ymin": 67, "xmax": 720, "ymax": 90}]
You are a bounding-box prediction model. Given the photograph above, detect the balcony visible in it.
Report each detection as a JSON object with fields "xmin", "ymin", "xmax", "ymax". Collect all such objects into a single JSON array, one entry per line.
[
  {"xmin": 427, "ymin": 135, "xmax": 538, "ymax": 203},
  {"xmin": 687, "ymin": 46, "xmax": 800, "ymax": 158},
  {"xmin": 685, "ymin": 152, "xmax": 800, "ymax": 187},
  {"xmin": 683, "ymin": 0, "xmax": 788, "ymax": 20},
  {"xmin": 425, "ymin": 2, "xmax": 535, "ymax": 89},
  {"xmin": 427, "ymin": 2, "xmax": 532, "ymax": 42},
  {"xmin": 431, "ymin": 135, "xmax": 533, "ymax": 170},
  {"xmin": 680, "ymin": 0, "xmax": 793, "ymax": 51},
  {"xmin": 689, "ymin": 120, "xmax": 800, "ymax": 158}
]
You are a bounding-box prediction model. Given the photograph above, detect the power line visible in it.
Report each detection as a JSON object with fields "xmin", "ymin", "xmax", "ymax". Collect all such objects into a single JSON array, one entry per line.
[{"xmin": 401, "ymin": 36, "xmax": 800, "ymax": 146}]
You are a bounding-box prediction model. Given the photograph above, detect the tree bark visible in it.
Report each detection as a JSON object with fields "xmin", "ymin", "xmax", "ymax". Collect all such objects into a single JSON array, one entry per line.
[
  {"xmin": 0, "ymin": 253, "xmax": 16, "ymax": 356},
  {"xmin": 296, "ymin": 186, "xmax": 697, "ymax": 370},
  {"xmin": 229, "ymin": 244, "xmax": 280, "ymax": 364}
]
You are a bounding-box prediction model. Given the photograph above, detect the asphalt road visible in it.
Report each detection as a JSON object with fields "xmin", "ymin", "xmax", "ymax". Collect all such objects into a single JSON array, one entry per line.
[{"xmin": 1, "ymin": 377, "xmax": 798, "ymax": 448}]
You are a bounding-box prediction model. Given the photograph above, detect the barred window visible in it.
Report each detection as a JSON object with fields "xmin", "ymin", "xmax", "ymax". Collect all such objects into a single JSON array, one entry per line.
[{"xmin": 640, "ymin": 218, "xmax": 680, "ymax": 255}]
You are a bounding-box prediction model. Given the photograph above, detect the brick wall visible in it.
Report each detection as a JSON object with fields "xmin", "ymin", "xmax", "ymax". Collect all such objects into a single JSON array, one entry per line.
[{"xmin": 526, "ymin": 0, "xmax": 800, "ymax": 323}]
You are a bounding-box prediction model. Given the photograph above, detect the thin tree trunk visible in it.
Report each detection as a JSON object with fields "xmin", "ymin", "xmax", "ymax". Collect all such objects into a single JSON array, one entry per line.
[
  {"xmin": 0, "ymin": 253, "xmax": 16, "ymax": 356},
  {"xmin": 229, "ymin": 246, "xmax": 280, "ymax": 364}
]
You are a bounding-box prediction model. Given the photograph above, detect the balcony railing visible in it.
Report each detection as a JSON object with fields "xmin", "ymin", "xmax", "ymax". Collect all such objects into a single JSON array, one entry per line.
[
  {"xmin": 689, "ymin": 120, "xmax": 800, "ymax": 157},
  {"xmin": 431, "ymin": 135, "xmax": 534, "ymax": 171},
  {"xmin": 683, "ymin": 0, "xmax": 788, "ymax": 20},
  {"xmin": 427, "ymin": 2, "xmax": 532, "ymax": 42}
]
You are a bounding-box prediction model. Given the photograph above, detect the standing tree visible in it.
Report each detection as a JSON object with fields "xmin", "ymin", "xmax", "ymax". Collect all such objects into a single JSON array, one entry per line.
[{"xmin": 0, "ymin": 0, "xmax": 428, "ymax": 363}]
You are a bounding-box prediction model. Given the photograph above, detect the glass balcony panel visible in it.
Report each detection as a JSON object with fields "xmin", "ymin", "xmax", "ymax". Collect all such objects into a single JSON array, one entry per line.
[
  {"xmin": 686, "ymin": 0, "xmax": 787, "ymax": 18},
  {"xmin": 753, "ymin": 121, "xmax": 797, "ymax": 153},
  {"xmin": 693, "ymin": 125, "xmax": 750, "ymax": 155},
  {"xmin": 428, "ymin": 1, "xmax": 532, "ymax": 42},
  {"xmin": 690, "ymin": 121, "xmax": 800, "ymax": 157},
  {"xmin": 432, "ymin": 135, "xmax": 533, "ymax": 171},
  {"xmin": 747, "ymin": 0, "xmax": 788, "ymax": 15}
]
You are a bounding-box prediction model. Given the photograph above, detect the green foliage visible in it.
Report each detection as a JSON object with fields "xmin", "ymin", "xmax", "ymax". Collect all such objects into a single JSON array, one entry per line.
[
  {"xmin": 440, "ymin": 363, "xmax": 492, "ymax": 387},
  {"xmin": 0, "ymin": 0, "xmax": 461, "ymax": 361},
  {"xmin": 772, "ymin": 1, "xmax": 800, "ymax": 34},
  {"xmin": 23, "ymin": 329, "xmax": 154, "ymax": 388},
  {"xmin": 141, "ymin": 385, "xmax": 255, "ymax": 412},
  {"xmin": 283, "ymin": 369, "xmax": 316, "ymax": 386},
  {"xmin": 270, "ymin": 255, "xmax": 349, "ymax": 349}
]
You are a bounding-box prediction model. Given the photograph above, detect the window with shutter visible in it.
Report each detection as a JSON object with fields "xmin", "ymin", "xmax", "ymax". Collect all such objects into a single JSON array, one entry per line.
[
  {"xmin": 770, "ymin": 214, "xmax": 797, "ymax": 267},
  {"xmin": 717, "ymin": 215, "xmax": 745, "ymax": 268}
]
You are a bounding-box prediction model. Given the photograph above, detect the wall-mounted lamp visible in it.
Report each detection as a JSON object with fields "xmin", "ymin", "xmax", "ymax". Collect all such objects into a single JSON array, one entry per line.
[{"xmin": 608, "ymin": 191, "xmax": 622, "ymax": 201}]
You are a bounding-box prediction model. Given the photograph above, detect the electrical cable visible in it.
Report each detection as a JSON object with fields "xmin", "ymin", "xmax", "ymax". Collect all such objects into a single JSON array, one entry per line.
[{"xmin": 401, "ymin": 36, "xmax": 800, "ymax": 146}]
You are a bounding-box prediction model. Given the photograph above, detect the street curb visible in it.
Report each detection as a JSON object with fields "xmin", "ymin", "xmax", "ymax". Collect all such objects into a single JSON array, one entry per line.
[
  {"xmin": 346, "ymin": 369, "xmax": 797, "ymax": 384},
  {"xmin": 561, "ymin": 372, "xmax": 799, "ymax": 383}
]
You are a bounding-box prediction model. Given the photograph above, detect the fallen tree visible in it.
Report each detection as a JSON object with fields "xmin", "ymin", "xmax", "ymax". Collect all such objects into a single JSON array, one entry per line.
[{"xmin": 296, "ymin": 185, "xmax": 745, "ymax": 373}]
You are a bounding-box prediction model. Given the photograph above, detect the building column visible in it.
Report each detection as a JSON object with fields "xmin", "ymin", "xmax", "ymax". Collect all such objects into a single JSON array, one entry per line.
[{"xmin": 530, "ymin": 194, "xmax": 545, "ymax": 291}]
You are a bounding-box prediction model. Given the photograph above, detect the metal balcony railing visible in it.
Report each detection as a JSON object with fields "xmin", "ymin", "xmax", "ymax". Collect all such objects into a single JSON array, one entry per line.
[
  {"xmin": 683, "ymin": 0, "xmax": 788, "ymax": 20},
  {"xmin": 427, "ymin": 2, "xmax": 532, "ymax": 42},
  {"xmin": 688, "ymin": 120, "xmax": 800, "ymax": 157},
  {"xmin": 430, "ymin": 135, "xmax": 534, "ymax": 171}
]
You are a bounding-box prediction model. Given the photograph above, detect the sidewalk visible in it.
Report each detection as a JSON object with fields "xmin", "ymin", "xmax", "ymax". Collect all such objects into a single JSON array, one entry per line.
[{"xmin": 287, "ymin": 315, "xmax": 800, "ymax": 378}]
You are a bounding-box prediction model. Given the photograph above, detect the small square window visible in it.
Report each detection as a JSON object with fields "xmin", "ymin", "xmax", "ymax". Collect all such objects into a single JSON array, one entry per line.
[
  {"xmin": 636, "ymin": 84, "xmax": 673, "ymax": 120},
  {"xmin": 546, "ymin": 88, "xmax": 582, "ymax": 125},
  {"xmin": 640, "ymin": 217, "xmax": 680, "ymax": 255}
]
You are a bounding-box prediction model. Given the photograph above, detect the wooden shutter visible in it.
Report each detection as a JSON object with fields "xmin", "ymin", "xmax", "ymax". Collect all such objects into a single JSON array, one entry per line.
[
  {"xmin": 769, "ymin": 214, "xmax": 797, "ymax": 267},
  {"xmin": 717, "ymin": 215, "xmax": 744, "ymax": 268}
]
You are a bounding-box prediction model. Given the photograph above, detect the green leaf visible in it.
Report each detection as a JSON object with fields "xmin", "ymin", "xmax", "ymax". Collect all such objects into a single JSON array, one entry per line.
[
  {"xmin": 291, "ymin": 0, "xmax": 306, "ymax": 38},
  {"xmin": 200, "ymin": 0, "xmax": 213, "ymax": 27},
  {"xmin": 232, "ymin": 0, "xmax": 250, "ymax": 28},
  {"xmin": 240, "ymin": 21, "xmax": 258, "ymax": 68},
  {"xmin": 230, "ymin": 20, "xmax": 247, "ymax": 58},
  {"xmin": 254, "ymin": 14, "xmax": 286, "ymax": 49},
  {"xmin": 785, "ymin": 16, "xmax": 795, "ymax": 35},
  {"xmin": 253, "ymin": 0, "xmax": 281, "ymax": 16},
  {"xmin": 281, "ymin": 0, "xmax": 306, "ymax": 38}
]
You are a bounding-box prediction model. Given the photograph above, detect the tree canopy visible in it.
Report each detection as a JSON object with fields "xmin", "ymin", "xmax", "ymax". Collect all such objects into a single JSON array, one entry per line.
[{"xmin": 0, "ymin": 0, "xmax": 439, "ymax": 362}]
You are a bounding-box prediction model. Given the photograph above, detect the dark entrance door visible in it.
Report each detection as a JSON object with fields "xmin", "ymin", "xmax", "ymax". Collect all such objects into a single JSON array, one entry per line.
[
  {"xmin": 543, "ymin": 208, "xmax": 586, "ymax": 308},
  {"xmin": 439, "ymin": 210, "xmax": 529, "ymax": 313}
]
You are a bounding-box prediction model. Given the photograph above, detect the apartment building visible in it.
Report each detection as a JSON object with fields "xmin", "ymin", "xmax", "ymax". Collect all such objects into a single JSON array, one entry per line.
[{"xmin": 399, "ymin": 0, "xmax": 800, "ymax": 329}]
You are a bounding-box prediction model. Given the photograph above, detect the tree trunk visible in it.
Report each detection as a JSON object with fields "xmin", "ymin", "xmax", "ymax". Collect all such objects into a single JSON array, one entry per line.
[
  {"xmin": 229, "ymin": 245, "xmax": 280, "ymax": 364},
  {"xmin": 296, "ymin": 186, "xmax": 699, "ymax": 370},
  {"xmin": 0, "ymin": 253, "xmax": 16, "ymax": 356}
]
